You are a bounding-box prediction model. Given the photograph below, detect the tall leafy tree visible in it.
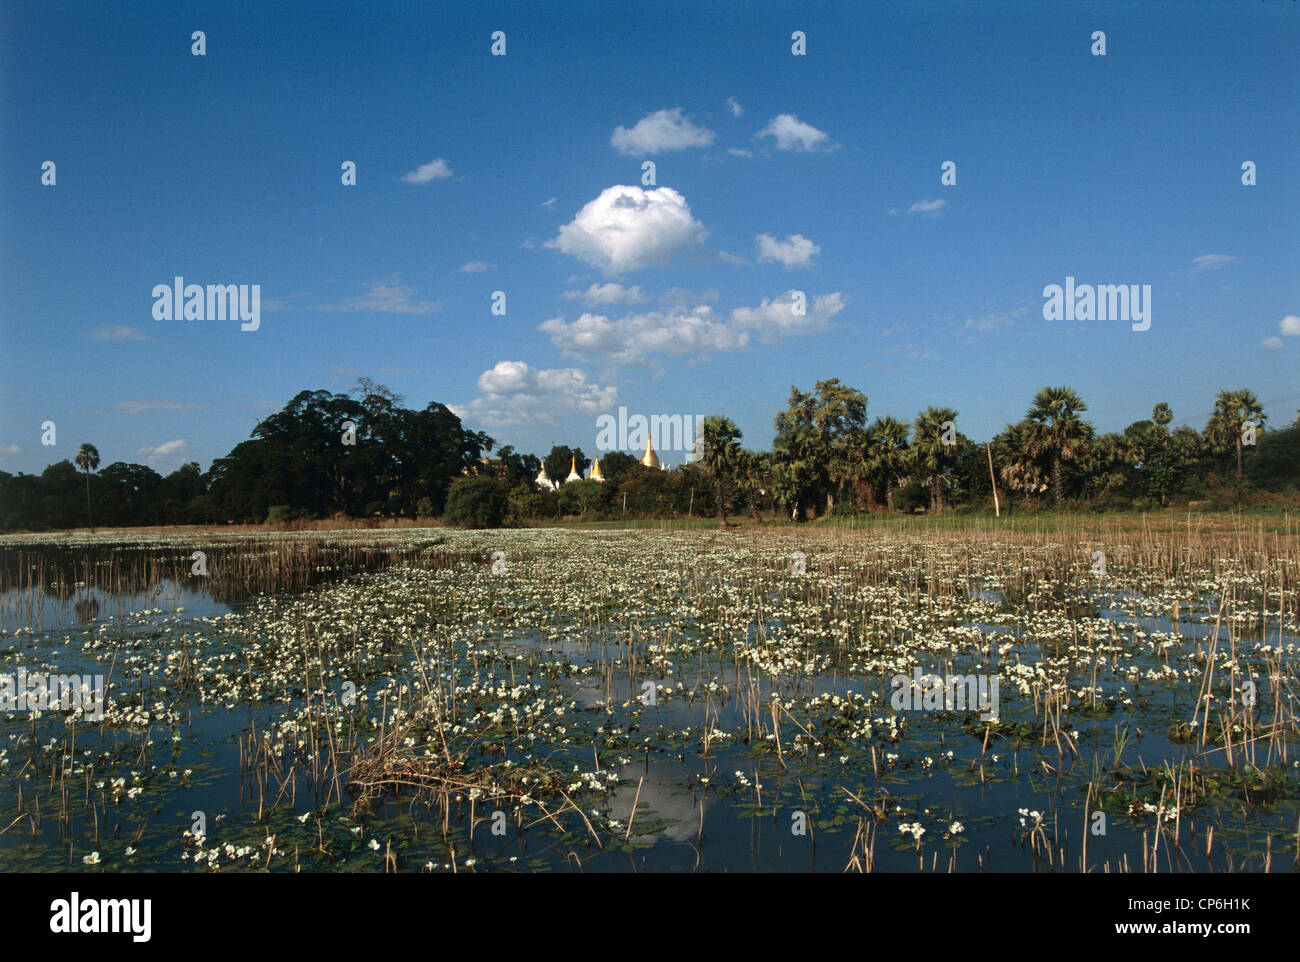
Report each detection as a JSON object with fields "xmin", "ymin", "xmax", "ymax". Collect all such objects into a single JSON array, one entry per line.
[
  {"xmin": 773, "ymin": 378, "xmax": 868, "ymax": 515},
  {"xmin": 912, "ymin": 408, "xmax": 960, "ymax": 512},
  {"xmin": 867, "ymin": 416, "xmax": 911, "ymax": 512},
  {"xmin": 995, "ymin": 420, "xmax": 1050, "ymax": 501},
  {"xmin": 733, "ymin": 449, "xmax": 771, "ymax": 522},
  {"xmin": 74, "ymin": 443, "xmax": 100, "ymax": 531},
  {"xmin": 1207, "ymin": 389, "xmax": 1266, "ymax": 479},
  {"xmin": 1026, "ymin": 386, "xmax": 1093, "ymax": 503},
  {"xmin": 542, "ymin": 445, "xmax": 589, "ymax": 484},
  {"xmin": 699, "ymin": 416, "xmax": 743, "ymax": 525},
  {"xmin": 772, "ymin": 422, "xmax": 820, "ymax": 521}
]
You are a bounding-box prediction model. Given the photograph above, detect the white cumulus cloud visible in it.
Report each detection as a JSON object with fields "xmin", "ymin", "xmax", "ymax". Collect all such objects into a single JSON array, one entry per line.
[
  {"xmin": 610, "ymin": 108, "xmax": 715, "ymax": 155},
  {"xmin": 400, "ymin": 158, "xmax": 453, "ymax": 184},
  {"xmin": 563, "ymin": 283, "xmax": 648, "ymax": 306},
  {"xmin": 539, "ymin": 290, "xmax": 845, "ymax": 364},
  {"xmin": 1279, "ymin": 315, "xmax": 1300, "ymax": 336},
  {"xmin": 545, "ymin": 186, "xmax": 708, "ymax": 275},
  {"xmin": 454, "ymin": 361, "xmax": 618, "ymax": 429},
  {"xmin": 730, "ymin": 291, "xmax": 846, "ymax": 342},
  {"xmin": 136, "ymin": 440, "xmax": 187, "ymax": 466},
  {"xmin": 726, "ymin": 97, "xmax": 743, "ymax": 117},
  {"xmin": 540, "ymin": 307, "xmax": 747, "ymax": 366},
  {"xmin": 757, "ymin": 114, "xmax": 835, "ymax": 152},
  {"xmin": 755, "ymin": 233, "xmax": 820, "ymax": 269}
]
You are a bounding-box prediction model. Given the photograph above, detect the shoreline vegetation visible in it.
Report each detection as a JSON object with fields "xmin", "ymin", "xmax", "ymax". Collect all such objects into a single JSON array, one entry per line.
[
  {"xmin": 2, "ymin": 379, "xmax": 1297, "ymax": 534},
  {"xmin": 3, "ymin": 503, "xmax": 1297, "ymax": 541}
]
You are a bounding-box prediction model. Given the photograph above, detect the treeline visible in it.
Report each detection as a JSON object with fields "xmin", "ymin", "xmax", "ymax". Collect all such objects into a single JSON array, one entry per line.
[
  {"xmin": 750, "ymin": 380, "xmax": 1299, "ymax": 520},
  {"xmin": 2, "ymin": 379, "xmax": 1297, "ymax": 532}
]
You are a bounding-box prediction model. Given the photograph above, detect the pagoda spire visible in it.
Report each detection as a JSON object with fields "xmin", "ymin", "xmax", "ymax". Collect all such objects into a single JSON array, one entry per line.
[{"xmin": 640, "ymin": 436, "xmax": 660, "ymax": 469}]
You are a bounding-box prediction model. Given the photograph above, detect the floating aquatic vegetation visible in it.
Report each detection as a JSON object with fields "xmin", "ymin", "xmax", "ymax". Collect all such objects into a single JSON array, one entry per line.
[{"xmin": 0, "ymin": 521, "xmax": 1296, "ymax": 872}]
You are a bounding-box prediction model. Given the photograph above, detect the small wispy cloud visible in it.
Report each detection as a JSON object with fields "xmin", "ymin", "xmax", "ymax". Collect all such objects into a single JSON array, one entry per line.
[
  {"xmin": 399, "ymin": 158, "xmax": 453, "ymax": 184},
  {"xmin": 879, "ymin": 342, "xmax": 938, "ymax": 361},
  {"xmin": 1263, "ymin": 336, "xmax": 1284, "ymax": 350},
  {"xmin": 726, "ymin": 97, "xmax": 743, "ymax": 117},
  {"xmin": 0, "ymin": 444, "xmax": 20, "ymax": 459},
  {"xmin": 312, "ymin": 283, "xmax": 440, "ymax": 315},
  {"xmin": 1189, "ymin": 253, "xmax": 1236, "ymax": 272},
  {"xmin": 908, "ymin": 199, "xmax": 947, "ymax": 216},
  {"xmin": 83, "ymin": 324, "xmax": 151, "ymax": 342},
  {"xmin": 964, "ymin": 305, "xmax": 1028, "ymax": 332},
  {"xmin": 332, "ymin": 366, "xmax": 412, "ymax": 379},
  {"xmin": 458, "ymin": 261, "xmax": 493, "ymax": 273},
  {"xmin": 541, "ymin": 197, "xmax": 557, "ymax": 207},
  {"xmin": 114, "ymin": 398, "xmax": 213, "ymax": 415},
  {"xmin": 136, "ymin": 439, "xmax": 187, "ymax": 462}
]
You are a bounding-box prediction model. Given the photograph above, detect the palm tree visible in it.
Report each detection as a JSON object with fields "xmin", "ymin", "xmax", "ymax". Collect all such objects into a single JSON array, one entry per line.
[
  {"xmin": 1208, "ymin": 389, "xmax": 1265, "ymax": 478},
  {"xmin": 996, "ymin": 420, "xmax": 1049, "ymax": 500},
  {"xmin": 1026, "ymin": 386, "xmax": 1092, "ymax": 503},
  {"xmin": 1152, "ymin": 402, "xmax": 1173, "ymax": 428},
  {"xmin": 773, "ymin": 421, "xmax": 820, "ymax": 521},
  {"xmin": 912, "ymin": 407, "xmax": 958, "ymax": 512},
  {"xmin": 734, "ymin": 449, "xmax": 768, "ymax": 522},
  {"xmin": 867, "ymin": 416, "xmax": 910, "ymax": 512},
  {"xmin": 699, "ymin": 416, "xmax": 742, "ymax": 526},
  {"xmin": 75, "ymin": 443, "xmax": 100, "ymax": 532}
]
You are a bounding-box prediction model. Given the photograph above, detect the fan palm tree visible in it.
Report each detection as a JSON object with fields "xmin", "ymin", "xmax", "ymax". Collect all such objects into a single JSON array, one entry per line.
[
  {"xmin": 1026, "ymin": 386, "xmax": 1092, "ymax": 503},
  {"xmin": 996, "ymin": 420, "xmax": 1049, "ymax": 499},
  {"xmin": 75, "ymin": 443, "xmax": 100, "ymax": 532},
  {"xmin": 867, "ymin": 416, "xmax": 911, "ymax": 512},
  {"xmin": 734, "ymin": 449, "xmax": 768, "ymax": 522},
  {"xmin": 773, "ymin": 421, "xmax": 820, "ymax": 521},
  {"xmin": 912, "ymin": 407, "xmax": 958, "ymax": 512},
  {"xmin": 699, "ymin": 416, "xmax": 742, "ymax": 526},
  {"xmin": 1208, "ymin": 389, "xmax": 1265, "ymax": 478}
]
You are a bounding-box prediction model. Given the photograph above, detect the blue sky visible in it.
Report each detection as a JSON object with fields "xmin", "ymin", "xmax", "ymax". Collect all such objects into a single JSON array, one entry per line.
[{"xmin": 2, "ymin": 0, "xmax": 1297, "ymax": 476}]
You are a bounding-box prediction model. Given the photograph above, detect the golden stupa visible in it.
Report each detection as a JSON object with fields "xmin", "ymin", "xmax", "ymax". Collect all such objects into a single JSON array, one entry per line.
[
  {"xmin": 590, "ymin": 456, "xmax": 605, "ymax": 481},
  {"xmin": 565, "ymin": 455, "xmax": 582, "ymax": 483},
  {"xmin": 640, "ymin": 437, "xmax": 660, "ymax": 469}
]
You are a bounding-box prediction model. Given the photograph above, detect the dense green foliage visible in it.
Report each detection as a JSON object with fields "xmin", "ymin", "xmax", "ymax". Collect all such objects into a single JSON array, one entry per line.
[
  {"xmin": 443, "ymin": 477, "xmax": 507, "ymax": 529},
  {"xmin": 1, "ymin": 381, "xmax": 1296, "ymax": 531}
]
